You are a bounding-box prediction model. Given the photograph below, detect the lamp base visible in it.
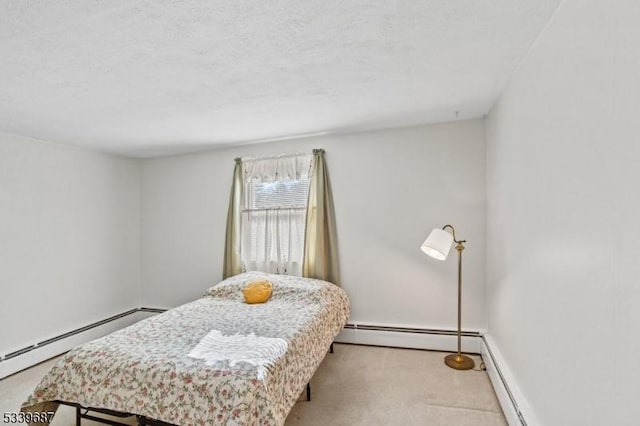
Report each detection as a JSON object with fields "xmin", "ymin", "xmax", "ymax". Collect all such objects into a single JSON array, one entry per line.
[{"xmin": 444, "ymin": 353, "xmax": 475, "ymax": 370}]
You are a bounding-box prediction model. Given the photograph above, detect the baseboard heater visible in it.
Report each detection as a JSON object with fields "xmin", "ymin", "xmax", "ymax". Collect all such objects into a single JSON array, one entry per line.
[
  {"xmin": 343, "ymin": 323, "xmax": 481, "ymax": 338},
  {"xmin": 480, "ymin": 334, "xmax": 527, "ymax": 426},
  {"xmin": 0, "ymin": 307, "xmax": 167, "ymax": 363}
]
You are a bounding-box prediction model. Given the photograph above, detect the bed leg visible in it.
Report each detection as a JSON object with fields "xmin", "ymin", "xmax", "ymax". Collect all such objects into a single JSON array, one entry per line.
[
  {"xmin": 75, "ymin": 406, "xmax": 82, "ymax": 426},
  {"xmin": 330, "ymin": 343, "xmax": 334, "ymax": 353},
  {"xmin": 306, "ymin": 383, "xmax": 311, "ymax": 401}
]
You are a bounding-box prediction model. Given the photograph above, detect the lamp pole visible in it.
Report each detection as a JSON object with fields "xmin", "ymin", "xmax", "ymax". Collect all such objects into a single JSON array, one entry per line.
[{"xmin": 442, "ymin": 225, "xmax": 474, "ymax": 370}]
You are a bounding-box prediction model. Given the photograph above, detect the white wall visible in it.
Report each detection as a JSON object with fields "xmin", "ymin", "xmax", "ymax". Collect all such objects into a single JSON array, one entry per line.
[
  {"xmin": 486, "ymin": 0, "xmax": 640, "ymax": 424},
  {"xmin": 141, "ymin": 121, "xmax": 487, "ymax": 331},
  {"xmin": 0, "ymin": 133, "xmax": 141, "ymax": 356}
]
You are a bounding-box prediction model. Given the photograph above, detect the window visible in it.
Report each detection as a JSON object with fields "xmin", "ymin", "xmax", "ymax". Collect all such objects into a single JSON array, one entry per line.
[{"xmin": 240, "ymin": 154, "xmax": 312, "ymax": 276}]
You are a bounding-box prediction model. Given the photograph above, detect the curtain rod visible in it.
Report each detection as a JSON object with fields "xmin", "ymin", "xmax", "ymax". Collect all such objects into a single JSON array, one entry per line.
[{"xmin": 237, "ymin": 150, "xmax": 319, "ymax": 163}]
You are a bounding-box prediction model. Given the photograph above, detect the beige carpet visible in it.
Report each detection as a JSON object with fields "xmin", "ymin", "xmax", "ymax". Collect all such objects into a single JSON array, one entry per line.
[{"xmin": 0, "ymin": 344, "xmax": 506, "ymax": 425}]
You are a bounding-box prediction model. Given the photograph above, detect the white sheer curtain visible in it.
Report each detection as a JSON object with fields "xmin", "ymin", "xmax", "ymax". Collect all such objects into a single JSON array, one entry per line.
[{"xmin": 240, "ymin": 153, "xmax": 313, "ymax": 276}]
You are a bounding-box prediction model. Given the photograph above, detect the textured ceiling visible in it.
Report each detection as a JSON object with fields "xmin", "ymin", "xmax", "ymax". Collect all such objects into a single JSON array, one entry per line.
[{"xmin": 0, "ymin": 0, "xmax": 561, "ymax": 158}]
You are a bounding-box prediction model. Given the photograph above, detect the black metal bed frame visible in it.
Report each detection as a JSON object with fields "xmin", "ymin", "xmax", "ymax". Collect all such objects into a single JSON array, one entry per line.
[{"xmin": 59, "ymin": 343, "xmax": 334, "ymax": 426}]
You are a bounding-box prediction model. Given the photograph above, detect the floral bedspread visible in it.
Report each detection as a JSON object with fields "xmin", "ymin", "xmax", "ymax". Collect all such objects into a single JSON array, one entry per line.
[{"xmin": 22, "ymin": 272, "xmax": 350, "ymax": 426}]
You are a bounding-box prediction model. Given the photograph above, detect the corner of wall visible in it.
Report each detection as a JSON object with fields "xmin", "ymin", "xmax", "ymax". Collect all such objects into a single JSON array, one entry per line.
[{"xmin": 137, "ymin": 158, "xmax": 144, "ymax": 309}]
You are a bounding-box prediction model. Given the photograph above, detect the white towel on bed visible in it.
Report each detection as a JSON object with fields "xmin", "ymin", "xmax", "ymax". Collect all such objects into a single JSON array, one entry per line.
[{"xmin": 188, "ymin": 330, "xmax": 288, "ymax": 380}]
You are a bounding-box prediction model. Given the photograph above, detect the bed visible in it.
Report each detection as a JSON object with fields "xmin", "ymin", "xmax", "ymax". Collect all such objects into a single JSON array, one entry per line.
[{"xmin": 22, "ymin": 272, "xmax": 350, "ymax": 426}]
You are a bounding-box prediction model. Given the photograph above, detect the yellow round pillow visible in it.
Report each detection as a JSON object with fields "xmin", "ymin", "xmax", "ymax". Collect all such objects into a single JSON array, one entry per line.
[{"xmin": 242, "ymin": 280, "xmax": 273, "ymax": 304}]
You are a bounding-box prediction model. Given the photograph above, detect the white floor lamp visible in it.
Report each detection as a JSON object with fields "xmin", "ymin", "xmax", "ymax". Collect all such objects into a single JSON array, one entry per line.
[{"xmin": 421, "ymin": 224, "xmax": 475, "ymax": 370}]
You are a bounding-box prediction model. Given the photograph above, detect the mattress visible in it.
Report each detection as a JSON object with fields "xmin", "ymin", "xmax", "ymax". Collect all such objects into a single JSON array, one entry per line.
[{"xmin": 22, "ymin": 272, "xmax": 350, "ymax": 425}]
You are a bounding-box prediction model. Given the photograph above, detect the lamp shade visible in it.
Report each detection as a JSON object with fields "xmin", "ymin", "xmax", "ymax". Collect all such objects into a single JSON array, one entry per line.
[{"xmin": 421, "ymin": 228, "xmax": 453, "ymax": 260}]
